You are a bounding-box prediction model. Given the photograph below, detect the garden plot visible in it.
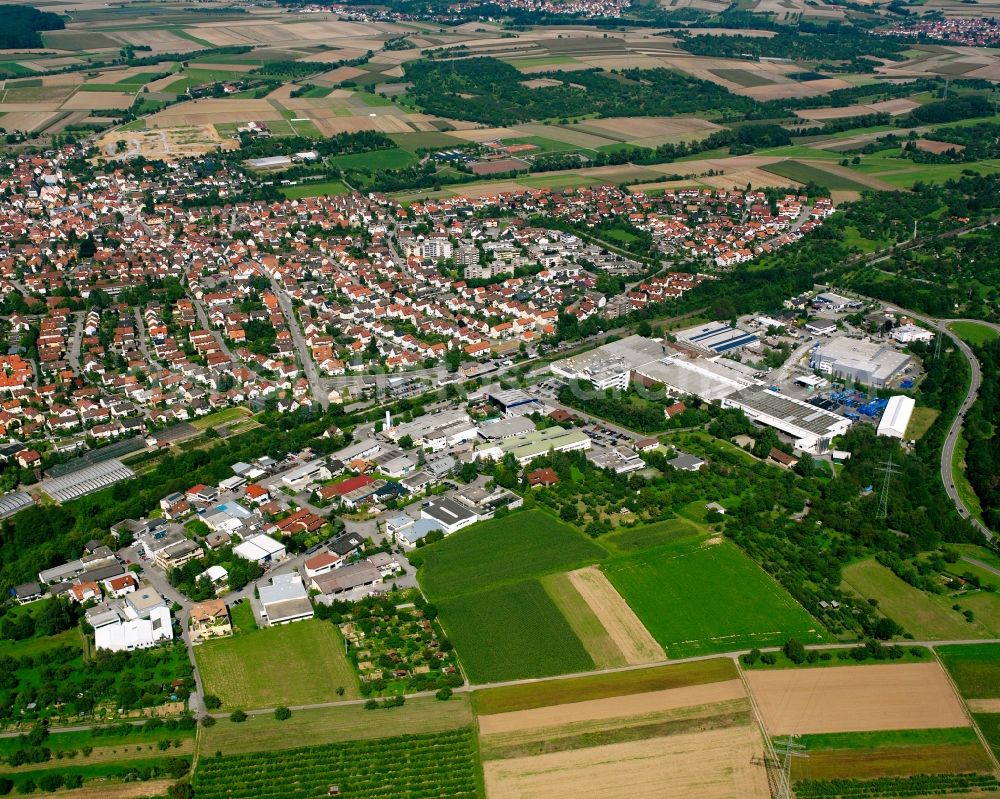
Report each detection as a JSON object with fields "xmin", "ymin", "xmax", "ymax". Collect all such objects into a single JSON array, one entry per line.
[{"xmin": 746, "ymin": 662, "xmax": 970, "ymax": 735}]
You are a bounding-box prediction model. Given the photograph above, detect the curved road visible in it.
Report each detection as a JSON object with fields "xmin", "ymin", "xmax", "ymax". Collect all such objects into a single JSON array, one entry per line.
[{"xmin": 843, "ymin": 292, "xmax": 996, "ymax": 542}]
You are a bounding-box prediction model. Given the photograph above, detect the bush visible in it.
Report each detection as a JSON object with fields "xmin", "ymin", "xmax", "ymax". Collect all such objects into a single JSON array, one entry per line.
[
  {"xmin": 364, "ymin": 699, "xmax": 379, "ymax": 710},
  {"xmin": 274, "ymin": 706, "xmax": 291, "ymax": 721},
  {"xmin": 0, "ymin": 778, "xmax": 12, "ymax": 796},
  {"xmin": 229, "ymin": 710, "xmax": 247, "ymax": 723},
  {"xmin": 201, "ymin": 715, "xmax": 216, "ymax": 727},
  {"xmin": 36, "ymin": 775, "xmax": 62, "ymax": 793},
  {"xmin": 435, "ymin": 687, "xmax": 453, "ymax": 701},
  {"xmin": 760, "ymin": 652, "xmax": 777, "ymax": 665},
  {"xmin": 203, "ymin": 694, "xmax": 222, "ymax": 710},
  {"xmin": 742, "ymin": 648, "xmax": 761, "ymax": 665}
]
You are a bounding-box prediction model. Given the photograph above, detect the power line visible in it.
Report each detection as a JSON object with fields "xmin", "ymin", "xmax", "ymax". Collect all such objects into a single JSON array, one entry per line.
[{"xmin": 877, "ymin": 456, "xmax": 902, "ymax": 520}]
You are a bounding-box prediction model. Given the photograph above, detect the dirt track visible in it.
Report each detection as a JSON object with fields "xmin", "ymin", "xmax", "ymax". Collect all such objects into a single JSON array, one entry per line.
[{"xmin": 746, "ymin": 663, "xmax": 969, "ymax": 735}]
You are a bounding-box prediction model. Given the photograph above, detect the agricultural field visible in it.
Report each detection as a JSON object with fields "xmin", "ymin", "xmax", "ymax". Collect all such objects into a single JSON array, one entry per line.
[
  {"xmin": 414, "ymin": 509, "xmax": 606, "ymax": 600},
  {"xmin": 841, "ymin": 558, "xmax": 1000, "ymax": 640},
  {"xmin": 789, "ymin": 727, "xmax": 993, "ymax": 782},
  {"xmin": 437, "ymin": 579, "xmax": 595, "ymax": 684},
  {"xmin": 194, "ymin": 619, "xmax": 359, "ymax": 708},
  {"xmin": 603, "ymin": 539, "xmax": 828, "ymax": 657},
  {"xmin": 199, "ymin": 696, "xmax": 474, "ymax": 756},
  {"xmin": 194, "ymin": 727, "xmax": 481, "ymax": 799},
  {"xmin": 745, "ymin": 662, "xmax": 970, "ymax": 735},
  {"xmin": 477, "ymin": 660, "xmax": 768, "ymax": 799},
  {"xmin": 760, "ymin": 159, "xmax": 874, "ymax": 192},
  {"xmin": 472, "ymin": 659, "xmax": 739, "ymax": 715},
  {"xmin": 540, "ymin": 567, "xmax": 664, "ymax": 669}
]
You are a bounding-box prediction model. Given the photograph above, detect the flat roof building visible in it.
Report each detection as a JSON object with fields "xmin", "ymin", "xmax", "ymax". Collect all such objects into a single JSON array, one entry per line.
[
  {"xmin": 811, "ymin": 337, "xmax": 911, "ymax": 388},
  {"xmin": 723, "ymin": 387, "xmax": 851, "ymax": 453}
]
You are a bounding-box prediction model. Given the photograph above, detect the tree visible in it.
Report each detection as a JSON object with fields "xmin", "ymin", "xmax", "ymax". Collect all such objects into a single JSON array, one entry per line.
[
  {"xmin": 559, "ymin": 504, "xmax": 578, "ymax": 522},
  {"xmin": 783, "ymin": 638, "xmax": 806, "ymax": 664},
  {"xmin": 202, "ymin": 695, "xmax": 222, "ymax": 710},
  {"xmin": 794, "ymin": 452, "xmax": 816, "ymax": 477},
  {"xmin": 399, "ymin": 435, "xmax": 414, "ymax": 450},
  {"xmin": 435, "ymin": 687, "xmax": 453, "ymax": 701},
  {"xmin": 873, "ymin": 617, "xmax": 902, "ymax": 640},
  {"xmin": 274, "ymin": 706, "xmax": 291, "ymax": 721},
  {"xmin": 229, "ymin": 710, "xmax": 247, "ymax": 723},
  {"xmin": 636, "ymin": 320, "xmax": 652, "ymax": 338}
]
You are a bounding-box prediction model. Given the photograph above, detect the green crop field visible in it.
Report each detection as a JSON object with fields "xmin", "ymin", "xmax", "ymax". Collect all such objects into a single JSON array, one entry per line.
[
  {"xmin": 710, "ymin": 68, "xmax": 775, "ymax": 88},
  {"xmin": 540, "ymin": 571, "xmax": 624, "ymax": 668},
  {"xmin": 438, "ymin": 579, "xmax": 594, "ymax": 683},
  {"xmin": 281, "ymin": 179, "xmax": 350, "ymax": 199},
  {"xmin": 194, "ymin": 728, "xmax": 480, "ymax": 799},
  {"xmin": 331, "ymin": 147, "xmax": 417, "ymax": 171},
  {"xmin": 416, "ymin": 509, "xmax": 606, "ymax": 600},
  {"xmin": 761, "ymin": 159, "xmax": 872, "ymax": 191},
  {"xmin": 842, "ymin": 558, "xmax": 1000, "ymax": 639},
  {"xmin": 471, "ymin": 658, "xmax": 737, "ymax": 715},
  {"xmin": 949, "ymin": 321, "xmax": 999, "ymax": 346},
  {"xmin": 194, "ymin": 620, "xmax": 359, "ymax": 708},
  {"xmin": 199, "ymin": 696, "xmax": 474, "ymax": 756},
  {"xmin": 938, "ymin": 643, "xmax": 1000, "ymax": 698},
  {"xmin": 390, "ymin": 131, "xmax": 464, "ymax": 151},
  {"xmin": 604, "ymin": 540, "xmax": 827, "ymax": 657},
  {"xmin": 975, "ymin": 713, "xmax": 1000, "ymax": 759},
  {"xmin": 790, "ymin": 727, "xmax": 992, "ymax": 782}
]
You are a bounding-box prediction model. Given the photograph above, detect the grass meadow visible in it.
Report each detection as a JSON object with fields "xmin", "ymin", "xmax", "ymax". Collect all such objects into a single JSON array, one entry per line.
[
  {"xmin": 841, "ymin": 558, "xmax": 1000, "ymax": 640},
  {"xmin": 604, "ymin": 539, "xmax": 827, "ymax": 657},
  {"xmin": 194, "ymin": 619, "xmax": 358, "ymax": 708},
  {"xmin": 949, "ymin": 321, "xmax": 999, "ymax": 346}
]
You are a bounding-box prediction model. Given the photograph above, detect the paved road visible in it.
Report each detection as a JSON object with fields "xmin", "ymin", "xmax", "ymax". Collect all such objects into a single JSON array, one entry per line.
[
  {"xmin": 192, "ymin": 298, "xmax": 237, "ymax": 364},
  {"xmin": 67, "ymin": 312, "xmax": 84, "ymax": 375},
  {"xmin": 132, "ymin": 307, "xmax": 164, "ymax": 370},
  {"xmin": 962, "ymin": 556, "xmax": 1000, "ymax": 580},
  {"xmin": 885, "ymin": 308, "xmax": 995, "ymax": 541},
  {"xmin": 838, "ymin": 284, "xmax": 996, "ymax": 541},
  {"xmin": 265, "ymin": 272, "xmax": 328, "ymax": 409}
]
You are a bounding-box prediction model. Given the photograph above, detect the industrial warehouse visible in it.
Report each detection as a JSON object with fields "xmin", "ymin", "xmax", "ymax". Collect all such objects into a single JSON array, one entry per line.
[
  {"xmin": 551, "ymin": 326, "xmax": 920, "ymax": 454},
  {"xmin": 811, "ymin": 337, "xmax": 912, "ymax": 388}
]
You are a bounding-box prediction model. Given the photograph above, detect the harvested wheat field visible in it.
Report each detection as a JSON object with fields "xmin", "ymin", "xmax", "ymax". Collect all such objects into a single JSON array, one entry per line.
[
  {"xmin": 567, "ymin": 567, "xmax": 664, "ymax": 665},
  {"xmin": 967, "ymin": 698, "xmax": 1000, "ymax": 713},
  {"xmin": 580, "ymin": 116, "xmax": 722, "ymax": 142},
  {"xmin": 741, "ymin": 78, "xmax": 853, "ymax": 100},
  {"xmin": 50, "ymin": 781, "xmax": 174, "ymax": 799},
  {"xmin": 62, "ymin": 91, "xmax": 135, "ymax": 110},
  {"xmin": 484, "ymin": 724, "xmax": 770, "ymax": 799},
  {"xmin": 747, "ymin": 663, "xmax": 969, "ymax": 735},
  {"xmin": 479, "ymin": 679, "xmax": 746, "ymax": 735}
]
